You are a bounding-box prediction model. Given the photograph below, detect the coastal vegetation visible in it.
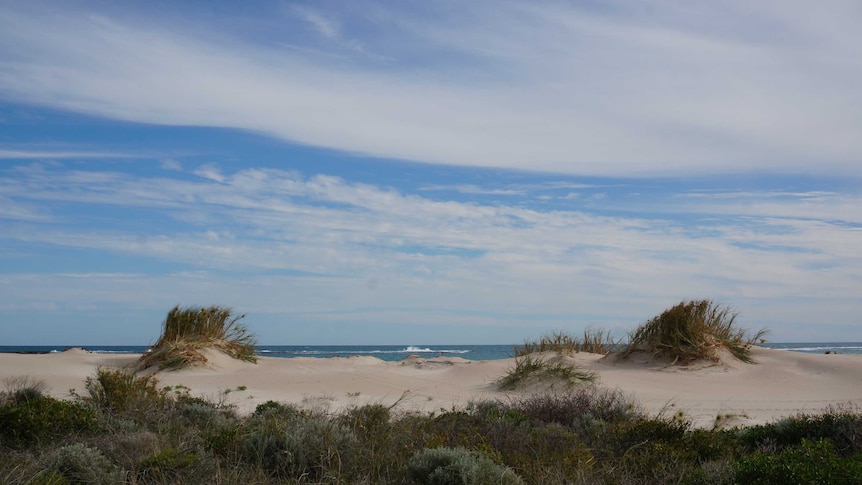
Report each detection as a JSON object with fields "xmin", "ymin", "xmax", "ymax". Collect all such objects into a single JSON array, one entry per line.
[
  {"xmin": 3, "ymin": 374, "xmax": 861, "ymax": 484},
  {"xmin": 497, "ymin": 354, "xmax": 596, "ymax": 390},
  {"xmin": 621, "ymin": 299, "xmax": 768, "ymax": 364},
  {"xmin": 498, "ymin": 328, "xmax": 618, "ymax": 390},
  {"xmin": 1, "ymin": 298, "xmax": 825, "ymax": 483},
  {"xmin": 138, "ymin": 306, "xmax": 257, "ymax": 370},
  {"xmin": 513, "ymin": 328, "xmax": 620, "ymax": 357}
]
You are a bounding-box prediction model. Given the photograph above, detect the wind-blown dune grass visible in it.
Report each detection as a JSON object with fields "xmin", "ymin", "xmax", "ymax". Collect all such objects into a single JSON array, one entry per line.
[
  {"xmin": 621, "ymin": 299, "xmax": 768, "ymax": 364},
  {"xmin": 501, "ymin": 329, "xmax": 616, "ymax": 390},
  {"xmin": 514, "ymin": 328, "xmax": 620, "ymax": 357},
  {"xmin": 138, "ymin": 305, "xmax": 257, "ymax": 370}
]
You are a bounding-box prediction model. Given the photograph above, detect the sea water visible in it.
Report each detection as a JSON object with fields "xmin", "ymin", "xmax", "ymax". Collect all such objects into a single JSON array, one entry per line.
[{"xmin": 1, "ymin": 343, "xmax": 861, "ymax": 360}]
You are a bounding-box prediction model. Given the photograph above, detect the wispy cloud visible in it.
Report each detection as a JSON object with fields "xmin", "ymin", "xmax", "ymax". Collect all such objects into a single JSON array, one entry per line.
[
  {"xmin": 160, "ymin": 158, "xmax": 182, "ymax": 171},
  {"xmin": 1, "ymin": 2, "xmax": 860, "ymax": 176},
  {"xmin": 0, "ymin": 149, "xmax": 136, "ymax": 159},
  {"xmin": 2, "ymin": 161, "xmax": 860, "ymax": 340},
  {"xmin": 290, "ymin": 5, "xmax": 341, "ymax": 41}
]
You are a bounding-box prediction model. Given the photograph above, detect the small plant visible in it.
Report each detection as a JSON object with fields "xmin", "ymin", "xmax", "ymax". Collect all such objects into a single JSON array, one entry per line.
[
  {"xmin": 406, "ymin": 446, "xmax": 523, "ymax": 485},
  {"xmin": 498, "ymin": 354, "xmax": 595, "ymax": 390},
  {"xmin": 80, "ymin": 367, "xmax": 167, "ymax": 419},
  {"xmin": 35, "ymin": 443, "xmax": 126, "ymax": 485},
  {"xmin": 578, "ymin": 327, "xmax": 621, "ymax": 354},
  {"xmin": 138, "ymin": 305, "xmax": 257, "ymax": 370},
  {"xmin": 1, "ymin": 376, "xmax": 48, "ymax": 405},
  {"xmin": 515, "ymin": 328, "xmax": 620, "ymax": 357},
  {"xmin": 515, "ymin": 331, "xmax": 581, "ymax": 356},
  {"xmin": 621, "ymin": 299, "xmax": 767, "ymax": 364}
]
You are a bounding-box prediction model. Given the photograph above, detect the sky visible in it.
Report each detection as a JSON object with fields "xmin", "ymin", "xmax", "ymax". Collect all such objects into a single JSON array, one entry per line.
[{"xmin": 1, "ymin": 1, "xmax": 861, "ymax": 345}]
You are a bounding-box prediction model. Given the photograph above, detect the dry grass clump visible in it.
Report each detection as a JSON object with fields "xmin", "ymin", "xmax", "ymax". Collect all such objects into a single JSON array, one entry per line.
[
  {"xmin": 503, "ymin": 329, "xmax": 615, "ymax": 391},
  {"xmin": 621, "ymin": 299, "xmax": 767, "ymax": 365},
  {"xmin": 498, "ymin": 355, "xmax": 596, "ymax": 390},
  {"xmin": 138, "ymin": 305, "xmax": 257, "ymax": 370},
  {"xmin": 515, "ymin": 328, "xmax": 620, "ymax": 357}
]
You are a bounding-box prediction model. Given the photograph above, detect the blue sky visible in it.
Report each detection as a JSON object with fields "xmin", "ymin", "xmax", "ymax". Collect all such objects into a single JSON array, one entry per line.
[{"xmin": 1, "ymin": 1, "xmax": 861, "ymax": 345}]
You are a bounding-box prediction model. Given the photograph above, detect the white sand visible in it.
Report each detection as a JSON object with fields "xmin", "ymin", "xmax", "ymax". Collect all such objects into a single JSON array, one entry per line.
[{"xmin": 1, "ymin": 347, "xmax": 860, "ymax": 427}]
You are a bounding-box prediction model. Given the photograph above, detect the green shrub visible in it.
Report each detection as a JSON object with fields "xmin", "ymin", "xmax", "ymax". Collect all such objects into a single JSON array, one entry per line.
[
  {"xmin": 136, "ymin": 447, "xmax": 198, "ymax": 483},
  {"xmin": 339, "ymin": 403, "xmax": 392, "ymax": 436},
  {"xmin": 0, "ymin": 396, "xmax": 97, "ymax": 447},
  {"xmin": 35, "ymin": 443, "xmax": 125, "ymax": 485},
  {"xmin": 505, "ymin": 387, "xmax": 643, "ymax": 436},
  {"xmin": 80, "ymin": 367, "xmax": 167, "ymax": 421},
  {"xmin": 492, "ymin": 423, "xmax": 593, "ymax": 482},
  {"xmin": 741, "ymin": 408, "xmax": 862, "ymax": 457},
  {"xmin": 609, "ymin": 441, "xmax": 704, "ymax": 485},
  {"xmin": 139, "ymin": 305, "xmax": 257, "ymax": 370},
  {"xmin": 683, "ymin": 428, "xmax": 738, "ymax": 462},
  {"xmin": 622, "ymin": 299, "xmax": 767, "ymax": 364},
  {"xmin": 407, "ymin": 446, "xmax": 523, "ymax": 485},
  {"xmin": 241, "ymin": 404, "xmax": 358, "ymax": 480},
  {"xmin": 733, "ymin": 438, "xmax": 862, "ymax": 484},
  {"xmin": 90, "ymin": 430, "xmax": 159, "ymax": 474},
  {"xmin": 468, "ymin": 400, "xmax": 529, "ymax": 426},
  {"xmin": 250, "ymin": 400, "xmax": 304, "ymax": 419}
]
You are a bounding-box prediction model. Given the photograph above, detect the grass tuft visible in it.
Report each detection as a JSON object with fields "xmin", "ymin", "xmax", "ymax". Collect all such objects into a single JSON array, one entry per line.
[
  {"xmin": 621, "ymin": 299, "xmax": 768, "ymax": 365},
  {"xmin": 138, "ymin": 305, "xmax": 257, "ymax": 370},
  {"xmin": 1, "ymin": 377, "xmax": 48, "ymax": 405},
  {"xmin": 498, "ymin": 355, "xmax": 596, "ymax": 390},
  {"xmin": 514, "ymin": 328, "xmax": 620, "ymax": 357}
]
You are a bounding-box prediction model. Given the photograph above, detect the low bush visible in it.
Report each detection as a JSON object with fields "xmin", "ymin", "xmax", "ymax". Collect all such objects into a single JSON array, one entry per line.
[
  {"xmin": 733, "ymin": 438, "xmax": 862, "ymax": 484},
  {"xmin": 621, "ymin": 299, "xmax": 767, "ymax": 364},
  {"xmin": 740, "ymin": 406, "xmax": 862, "ymax": 457},
  {"xmin": 90, "ymin": 430, "xmax": 159, "ymax": 475},
  {"xmin": 0, "ymin": 396, "xmax": 97, "ymax": 448},
  {"xmin": 169, "ymin": 396, "xmax": 238, "ymax": 434},
  {"xmin": 80, "ymin": 367, "xmax": 167, "ymax": 420},
  {"xmin": 240, "ymin": 402, "xmax": 358, "ymax": 481},
  {"xmin": 504, "ymin": 387, "xmax": 643, "ymax": 436},
  {"xmin": 34, "ymin": 443, "xmax": 125, "ymax": 485},
  {"xmin": 599, "ymin": 416, "xmax": 690, "ymax": 458},
  {"xmin": 407, "ymin": 446, "xmax": 523, "ymax": 485},
  {"xmin": 136, "ymin": 447, "xmax": 198, "ymax": 483}
]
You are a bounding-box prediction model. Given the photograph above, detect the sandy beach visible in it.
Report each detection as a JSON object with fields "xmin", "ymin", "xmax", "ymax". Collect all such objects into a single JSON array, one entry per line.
[{"xmin": 1, "ymin": 347, "xmax": 860, "ymax": 428}]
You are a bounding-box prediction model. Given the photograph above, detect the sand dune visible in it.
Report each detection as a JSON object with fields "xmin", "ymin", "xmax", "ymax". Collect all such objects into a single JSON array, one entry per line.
[{"xmin": 1, "ymin": 347, "xmax": 860, "ymax": 427}]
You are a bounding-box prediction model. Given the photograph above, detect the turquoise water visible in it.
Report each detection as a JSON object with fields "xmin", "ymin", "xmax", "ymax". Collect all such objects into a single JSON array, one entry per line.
[{"xmin": 1, "ymin": 342, "xmax": 860, "ymax": 361}]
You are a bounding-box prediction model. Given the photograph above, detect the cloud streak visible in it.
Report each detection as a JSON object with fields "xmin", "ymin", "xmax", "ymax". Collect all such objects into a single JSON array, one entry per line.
[
  {"xmin": 2, "ymin": 161, "xmax": 860, "ymax": 341},
  {"xmin": 1, "ymin": 2, "xmax": 861, "ymax": 176}
]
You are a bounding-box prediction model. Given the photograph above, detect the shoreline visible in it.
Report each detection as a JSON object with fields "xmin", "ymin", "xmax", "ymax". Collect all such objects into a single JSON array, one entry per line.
[{"xmin": 1, "ymin": 346, "xmax": 860, "ymax": 428}]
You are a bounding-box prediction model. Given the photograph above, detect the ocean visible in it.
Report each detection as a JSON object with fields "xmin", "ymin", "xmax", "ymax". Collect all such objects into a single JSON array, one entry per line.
[{"xmin": 1, "ymin": 342, "xmax": 860, "ymax": 361}]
